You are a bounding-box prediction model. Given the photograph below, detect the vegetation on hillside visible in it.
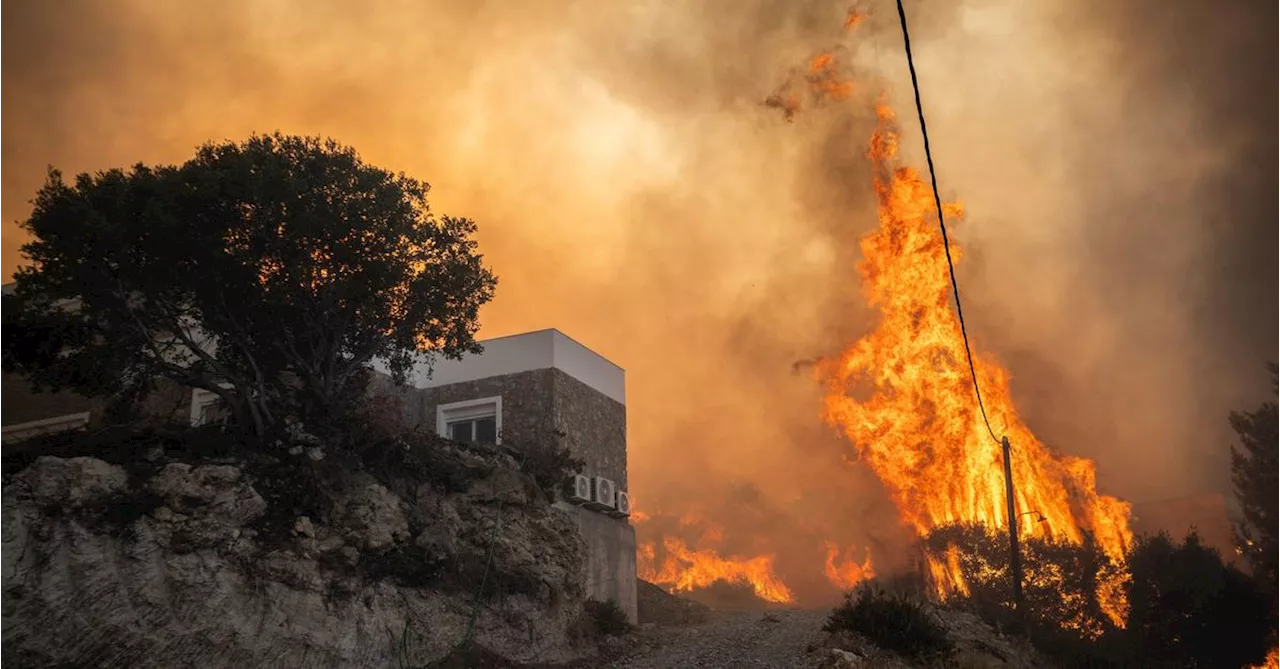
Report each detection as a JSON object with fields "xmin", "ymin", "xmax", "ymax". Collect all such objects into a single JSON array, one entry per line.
[
  {"xmin": 2, "ymin": 133, "xmax": 497, "ymax": 437},
  {"xmin": 823, "ymin": 584, "xmax": 952, "ymax": 660},
  {"xmin": 1230, "ymin": 363, "xmax": 1278, "ymax": 605},
  {"xmin": 920, "ymin": 526, "xmax": 1272, "ymax": 668}
]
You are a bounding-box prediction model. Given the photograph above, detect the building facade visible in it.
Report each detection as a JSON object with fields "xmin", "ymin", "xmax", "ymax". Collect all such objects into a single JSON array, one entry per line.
[
  {"xmin": 398, "ymin": 329, "xmax": 637, "ymax": 621},
  {"xmin": 1, "ymin": 324, "xmax": 639, "ymax": 621}
]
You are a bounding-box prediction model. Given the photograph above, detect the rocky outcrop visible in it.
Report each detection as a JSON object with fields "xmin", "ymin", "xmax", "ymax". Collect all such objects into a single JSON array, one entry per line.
[{"xmin": 1, "ymin": 434, "xmax": 590, "ymax": 668}]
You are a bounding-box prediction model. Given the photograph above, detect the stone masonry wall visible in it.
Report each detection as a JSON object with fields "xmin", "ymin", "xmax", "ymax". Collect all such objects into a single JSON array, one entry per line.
[
  {"xmin": 415, "ymin": 369, "xmax": 560, "ymax": 449},
  {"xmin": 413, "ymin": 368, "xmax": 627, "ymax": 489},
  {"xmin": 550, "ymin": 370, "xmax": 627, "ymax": 490}
]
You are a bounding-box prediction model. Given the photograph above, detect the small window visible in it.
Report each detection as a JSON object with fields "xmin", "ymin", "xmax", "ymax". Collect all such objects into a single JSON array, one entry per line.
[
  {"xmin": 191, "ymin": 387, "xmax": 233, "ymax": 427},
  {"xmin": 447, "ymin": 416, "xmax": 497, "ymax": 444},
  {"xmin": 196, "ymin": 397, "xmax": 231, "ymax": 427},
  {"xmin": 436, "ymin": 396, "xmax": 502, "ymax": 445}
]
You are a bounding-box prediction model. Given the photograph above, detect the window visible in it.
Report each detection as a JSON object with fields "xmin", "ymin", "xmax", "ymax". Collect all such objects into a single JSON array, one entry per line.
[
  {"xmin": 190, "ymin": 387, "xmax": 232, "ymax": 427},
  {"xmin": 448, "ymin": 415, "xmax": 497, "ymax": 443},
  {"xmin": 436, "ymin": 396, "xmax": 502, "ymax": 445}
]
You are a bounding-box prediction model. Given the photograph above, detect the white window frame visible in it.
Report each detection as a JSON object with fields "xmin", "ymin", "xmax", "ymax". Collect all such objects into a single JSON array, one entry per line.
[
  {"xmin": 2, "ymin": 411, "xmax": 91, "ymax": 444},
  {"xmin": 436, "ymin": 396, "xmax": 502, "ymax": 445},
  {"xmin": 190, "ymin": 385, "xmax": 233, "ymax": 427}
]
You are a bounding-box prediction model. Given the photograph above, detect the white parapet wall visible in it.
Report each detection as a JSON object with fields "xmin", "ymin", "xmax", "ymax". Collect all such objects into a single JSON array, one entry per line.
[{"xmin": 387, "ymin": 329, "xmax": 625, "ymax": 405}]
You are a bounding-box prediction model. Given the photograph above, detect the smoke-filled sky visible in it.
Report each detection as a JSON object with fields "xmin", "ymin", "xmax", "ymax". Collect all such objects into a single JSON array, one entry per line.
[{"xmin": 4, "ymin": 0, "xmax": 1275, "ymax": 599}]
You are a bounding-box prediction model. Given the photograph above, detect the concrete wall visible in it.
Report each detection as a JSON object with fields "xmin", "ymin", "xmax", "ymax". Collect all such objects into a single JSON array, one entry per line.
[{"xmin": 557, "ymin": 502, "xmax": 639, "ymax": 624}]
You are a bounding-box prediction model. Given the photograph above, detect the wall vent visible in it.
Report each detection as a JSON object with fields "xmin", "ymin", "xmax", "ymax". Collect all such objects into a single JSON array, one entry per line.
[
  {"xmin": 569, "ymin": 474, "xmax": 592, "ymax": 504},
  {"xmin": 610, "ymin": 490, "xmax": 632, "ymax": 518},
  {"xmin": 591, "ymin": 477, "xmax": 617, "ymax": 510}
]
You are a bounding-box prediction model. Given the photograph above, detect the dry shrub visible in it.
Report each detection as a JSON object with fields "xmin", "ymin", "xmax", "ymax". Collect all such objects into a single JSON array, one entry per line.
[{"xmin": 824, "ymin": 584, "xmax": 951, "ymax": 660}]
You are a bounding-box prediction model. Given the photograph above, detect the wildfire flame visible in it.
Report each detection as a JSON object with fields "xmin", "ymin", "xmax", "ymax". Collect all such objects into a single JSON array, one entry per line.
[
  {"xmin": 823, "ymin": 542, "xmax": 876, "ymax": 590},
  {"xmin": 844, "ymin": 8, "xmax": 866, "ymax": 32},
  {"xmin": 641, "ymin": 13, "xmax": 1134, "ymax": 620},
  {"xmin": 818, "ymin": 95, "xmax": 1134, "ymax": 623},
  {"xmin": 638, "ymin": 537, "xmax": 795, "ymax": 604},
  {"xmin": 1251, "ymin": 648, "xmax": 1279, "ymax": 669},
  {"xmin": 807, "ymin": 53, "xmax": 856, "ymax": 102}
]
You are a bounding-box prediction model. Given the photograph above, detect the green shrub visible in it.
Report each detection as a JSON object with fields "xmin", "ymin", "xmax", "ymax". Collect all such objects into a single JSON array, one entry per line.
[
  {"xmin": 517, "ymin": 434, "xmax": 584, "ymax": 501},
  {"xmin": 584, "ymin": 598, "xmax": 632, "ymax": 638},
  {"xmin": 824, "ymin": 584, "xmax": 951, "ymax": 659}
]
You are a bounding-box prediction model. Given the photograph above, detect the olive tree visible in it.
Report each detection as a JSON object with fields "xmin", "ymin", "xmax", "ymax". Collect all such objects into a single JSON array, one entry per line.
[{"xmin": 3, "ymin": 133, "xmax": 497, "ymax": 436}]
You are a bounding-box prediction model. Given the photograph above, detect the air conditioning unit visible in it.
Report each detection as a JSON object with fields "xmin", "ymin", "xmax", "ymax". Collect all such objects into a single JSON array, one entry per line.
[
  {"xmin": 609, "ymin": 490, "xmax": 632, "ymax": 518},
  {"xmin": 591, "ymin": 476, "xmax": 617, "ymax": 511},
  {"xmin": 569, "ymin": 474, "xmax": 592, "ymax": 504}
]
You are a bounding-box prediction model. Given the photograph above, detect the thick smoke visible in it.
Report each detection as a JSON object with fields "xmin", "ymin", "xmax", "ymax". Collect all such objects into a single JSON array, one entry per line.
[
  {"xmin": 886, "ymin": 0, "xmax": 1279, "ymax": 503},
  {"xmin": 3, "ymin": 0, "xmax": 1275, "ymax": 603}
]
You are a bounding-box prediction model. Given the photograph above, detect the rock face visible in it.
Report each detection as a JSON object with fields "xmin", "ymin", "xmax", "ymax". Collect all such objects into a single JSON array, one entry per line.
[{"xmin": 2, "ymin": 437, "xmax": 591, "ymax": 668}]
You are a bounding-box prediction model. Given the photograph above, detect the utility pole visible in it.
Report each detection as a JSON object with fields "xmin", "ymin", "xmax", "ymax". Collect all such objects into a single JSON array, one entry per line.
[{"xmin": 1001, "ymin": 436, "xmax": 1024, "ymax": 614}]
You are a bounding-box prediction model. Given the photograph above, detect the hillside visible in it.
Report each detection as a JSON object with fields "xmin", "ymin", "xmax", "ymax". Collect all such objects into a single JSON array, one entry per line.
[{"xmin": 1, "ymin": 426, "xmax": 597, "ymax": 667}]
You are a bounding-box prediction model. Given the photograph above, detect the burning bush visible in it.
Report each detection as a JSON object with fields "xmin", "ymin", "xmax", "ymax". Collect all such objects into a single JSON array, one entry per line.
[
  {"xmin": 823, "ymin": 584, "xmax": 951, "ymax": 660},
  {"xmin": 923, "ymin": 523, "xmax": 1274, "ymax": 668},
  {"xmin": 922, "ymin": 522, "xmax": 1126, "ymax": 639}
]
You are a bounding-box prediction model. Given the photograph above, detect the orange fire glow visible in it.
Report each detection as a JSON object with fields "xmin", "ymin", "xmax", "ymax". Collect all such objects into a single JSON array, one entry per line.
[
  {"xmin": 807, "ymin": 52, "xmax": 855, "ymax": 102},
  {"xmin": 643, "ymin": 16, "xmax": 1132, "ymax": 620},
  {"xmin": 1251, "ymin": 648, "xmax": 1279, "ymax": 669},
  {"xmin": 844, "ymin": 9, "xmax": 865, "ymax": 32},
  {"xmin": 818, "ymin": 93, "xmax": 1134, "ymax": 623},
  {"xmin": 638, "ymin": 537, "xmax": 795, "ymax": 604},
  {"xmin": 823, "ymin": 542, "xmax": 876, "ymax": 590}
]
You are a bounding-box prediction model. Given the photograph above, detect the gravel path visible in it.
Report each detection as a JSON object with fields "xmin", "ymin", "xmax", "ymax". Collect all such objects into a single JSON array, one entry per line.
[{"xmin": 600, "ymin": 610, "xmax": 830, "ymax": 669}]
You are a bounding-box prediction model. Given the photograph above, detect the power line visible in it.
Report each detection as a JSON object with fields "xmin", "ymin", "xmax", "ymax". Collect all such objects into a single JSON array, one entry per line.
[{"xmin": 893, "ymin": 0, "xmax": 1003, "ymax": 446}]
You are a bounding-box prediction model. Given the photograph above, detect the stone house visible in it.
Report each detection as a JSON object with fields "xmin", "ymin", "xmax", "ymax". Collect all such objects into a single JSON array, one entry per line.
[
  {"xmin": 0, "ymin": 304, "xmax": 639, "ymax": 620},
  {"xmin": 397, "ymin": 328, "xmax": 637, "ymax": 620}
]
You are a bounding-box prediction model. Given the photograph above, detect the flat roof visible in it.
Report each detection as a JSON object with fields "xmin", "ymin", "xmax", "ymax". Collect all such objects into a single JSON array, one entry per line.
[{"xmin": 402, "ymin": 328, "xmax": 626, "ymax": 405}]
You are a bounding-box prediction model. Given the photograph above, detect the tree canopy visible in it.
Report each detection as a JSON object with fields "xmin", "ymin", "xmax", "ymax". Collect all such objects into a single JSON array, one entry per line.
[
  {"xmin": 3, "ymin": 133, "xmax": 497, "ymax": 436},
  {"xmin": 1126, "ymin": 532, "xmax": 1272, "ymax": 669},
  {"xmin": 1229, "ymin": 362, "xmax": 1278, "ymax": 609},
  {"xmin": 923, "ymin": 524, "xmax": 1274, "ymax": 668}
]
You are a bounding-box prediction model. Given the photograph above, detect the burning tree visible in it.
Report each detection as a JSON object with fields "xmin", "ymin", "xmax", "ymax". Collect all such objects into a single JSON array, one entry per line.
[
  {"xmin": 644, "ymin": 12, "xmax": 1136, "ymax": 616},
  {"xmin": 922, "ymin": 523, "xmax": 1125, "ymax": 638},
  {"xmin": 817, "ymin": 100, "xmax": 1133, "ymax": 624},
  {"xmin": 3, "ymin": 133, "xmax": 497, "ymax": 436}
]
